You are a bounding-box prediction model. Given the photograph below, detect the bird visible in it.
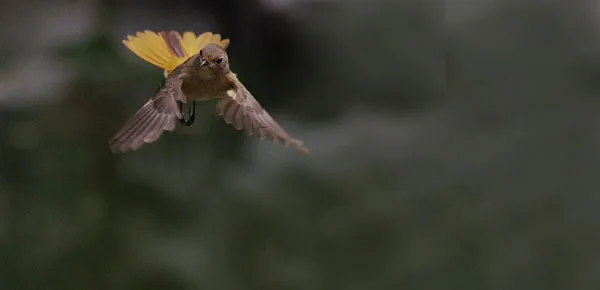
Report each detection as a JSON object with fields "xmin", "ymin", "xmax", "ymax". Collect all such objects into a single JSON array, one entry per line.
[{"xmin": 109, "ymin": 30, "xmax": 310, "ymax": 155}]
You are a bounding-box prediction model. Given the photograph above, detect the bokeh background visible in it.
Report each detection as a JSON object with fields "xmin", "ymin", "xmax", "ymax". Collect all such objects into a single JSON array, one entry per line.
[{"xmin": 0, "ymin": 0, "xmax": 599, "ymax": 289}]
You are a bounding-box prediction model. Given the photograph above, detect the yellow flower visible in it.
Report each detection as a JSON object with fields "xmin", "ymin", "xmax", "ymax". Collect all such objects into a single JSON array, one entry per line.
[{"xmin": 122, "ymin": 30, "xmax": 230, "ymax": 77}]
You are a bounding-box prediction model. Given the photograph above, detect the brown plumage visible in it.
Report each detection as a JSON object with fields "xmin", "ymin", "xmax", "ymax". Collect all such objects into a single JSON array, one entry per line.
[{"xmin": 109, "ymin": 43, "xmax": 309, "ymax": 154}]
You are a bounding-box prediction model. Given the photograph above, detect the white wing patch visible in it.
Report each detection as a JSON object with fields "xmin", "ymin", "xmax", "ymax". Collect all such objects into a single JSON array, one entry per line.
[{"xmin": 226, "ymin": 89, "xmax": 237, "ymax": 100}]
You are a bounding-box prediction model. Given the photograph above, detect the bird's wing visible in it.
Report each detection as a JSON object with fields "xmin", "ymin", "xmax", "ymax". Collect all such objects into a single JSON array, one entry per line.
[
  {"xmin": 216, "ymin": 74, "xmax": 310, "ymax": 154},
  {"xmin": 109, "ymin": 73, "xmax": 185, "ymax": 153}
]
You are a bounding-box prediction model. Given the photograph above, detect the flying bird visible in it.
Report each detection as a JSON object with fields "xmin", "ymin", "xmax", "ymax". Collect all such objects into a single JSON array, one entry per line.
[{"xmin": 109, "ymin": 30, "xmax": 309, "ymax": 154}]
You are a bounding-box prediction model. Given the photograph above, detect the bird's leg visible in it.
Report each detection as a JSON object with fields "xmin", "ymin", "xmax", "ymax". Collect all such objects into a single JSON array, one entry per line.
[
  {"xmin": 178, "ymin": 101, "xmax": 188, "ymax": 126},
  {"xmin": 186, "ymin": 101, "xmax": 196, "ymax": 126},
  {"xmin": 178, "ymin": 101, "xmax": 196, "ymax": 127}
]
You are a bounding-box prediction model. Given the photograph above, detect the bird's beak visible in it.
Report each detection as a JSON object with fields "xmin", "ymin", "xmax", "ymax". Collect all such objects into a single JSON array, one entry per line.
[{"xmin": 199, "ymin": 58, "xmax": 208, "ymax": 67}]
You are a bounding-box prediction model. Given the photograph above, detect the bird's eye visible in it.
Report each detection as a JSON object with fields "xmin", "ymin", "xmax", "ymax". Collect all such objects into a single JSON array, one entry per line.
[{"xmin": 215, "ymin": 57, "xmax": 223, "ymax": 64}]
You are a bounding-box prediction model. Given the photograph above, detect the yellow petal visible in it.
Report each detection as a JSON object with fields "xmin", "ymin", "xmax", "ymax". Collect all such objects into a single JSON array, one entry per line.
[
  {"xmin": 122, "ymin": 30, "xmax": 186, "ymax": 71},
  {"xmin": 138, "ymin": 31, "xmax": 173, "ymax": 65},
  {"xmin": 181, "ymin": 31, "xmax": 202, "ymax": 57},
  {"xmin": 159, "ymin": 31, "xmax": 186, "ymax": 58},
  {"xmin": 220, "ymin": 39, "xmax": 230, "ymax": 49},
  {"xmin": 123, "ymin": 30, "xmax": 231, "ymax": 77},
  {"xmin": 143, "ymin": 30, "xmax": 184, "ymax": 68},
  {"xmin": 195, "ymin": 32, "xmax": 230, "ymax": 50},
  {"xmin": 196, "ymin": 32, "xmax": 212, "ymax": 49}
]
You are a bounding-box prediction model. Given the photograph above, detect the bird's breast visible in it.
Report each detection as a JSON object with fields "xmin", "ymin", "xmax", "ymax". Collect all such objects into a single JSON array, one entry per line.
[{"xmin": 181, "ymin": 75, "xmax": 234, "ymax": 101}]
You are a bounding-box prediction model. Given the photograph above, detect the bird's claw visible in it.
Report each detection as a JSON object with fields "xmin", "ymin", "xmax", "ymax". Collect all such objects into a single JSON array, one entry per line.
[{"xmin": 178, "ymin": 101, "xmax": 196, "ymax": 126}]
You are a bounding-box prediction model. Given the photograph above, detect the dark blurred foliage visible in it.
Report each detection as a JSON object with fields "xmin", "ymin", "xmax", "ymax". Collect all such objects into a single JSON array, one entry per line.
[{"xmin": 1, "ymin": 0, "xmax": 600, "ymax": 289}]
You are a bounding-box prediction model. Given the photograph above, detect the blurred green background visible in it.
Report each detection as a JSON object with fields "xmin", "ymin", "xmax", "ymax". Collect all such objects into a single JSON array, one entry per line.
[{"xmin": 0, "ymin": 0, "xmax": 598, "ymax": 289}]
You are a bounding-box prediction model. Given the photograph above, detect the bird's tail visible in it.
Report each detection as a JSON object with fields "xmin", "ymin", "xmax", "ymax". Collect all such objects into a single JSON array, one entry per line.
[{"xmin": 122, "ymin": 30, "xmax": 230, "ymax": 77}]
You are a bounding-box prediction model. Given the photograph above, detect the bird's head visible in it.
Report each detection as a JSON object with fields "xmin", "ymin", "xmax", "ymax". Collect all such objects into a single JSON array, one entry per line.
[{"xmin": 195, "ymin": 44, "xmax": 230, "ymax": 77}]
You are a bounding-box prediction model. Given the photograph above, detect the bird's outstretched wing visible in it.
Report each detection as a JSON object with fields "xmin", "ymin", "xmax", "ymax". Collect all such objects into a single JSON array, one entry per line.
[
  {"xmin": 109, "ymin": 74, "xmax": 185, "ymax": 153},
  {"xmin": 217, "ymin": 74, "xmax": 310, "ymax": 154}
]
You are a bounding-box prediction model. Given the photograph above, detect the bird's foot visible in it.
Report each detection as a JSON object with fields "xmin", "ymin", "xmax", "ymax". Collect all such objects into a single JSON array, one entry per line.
[
  {"xmin": 179, "ymin": 116, "xmax": 195, "ymax": 126},
  {"xmin": 178, "ymin": 101, "xmax": 196, "ymax": 127}
]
